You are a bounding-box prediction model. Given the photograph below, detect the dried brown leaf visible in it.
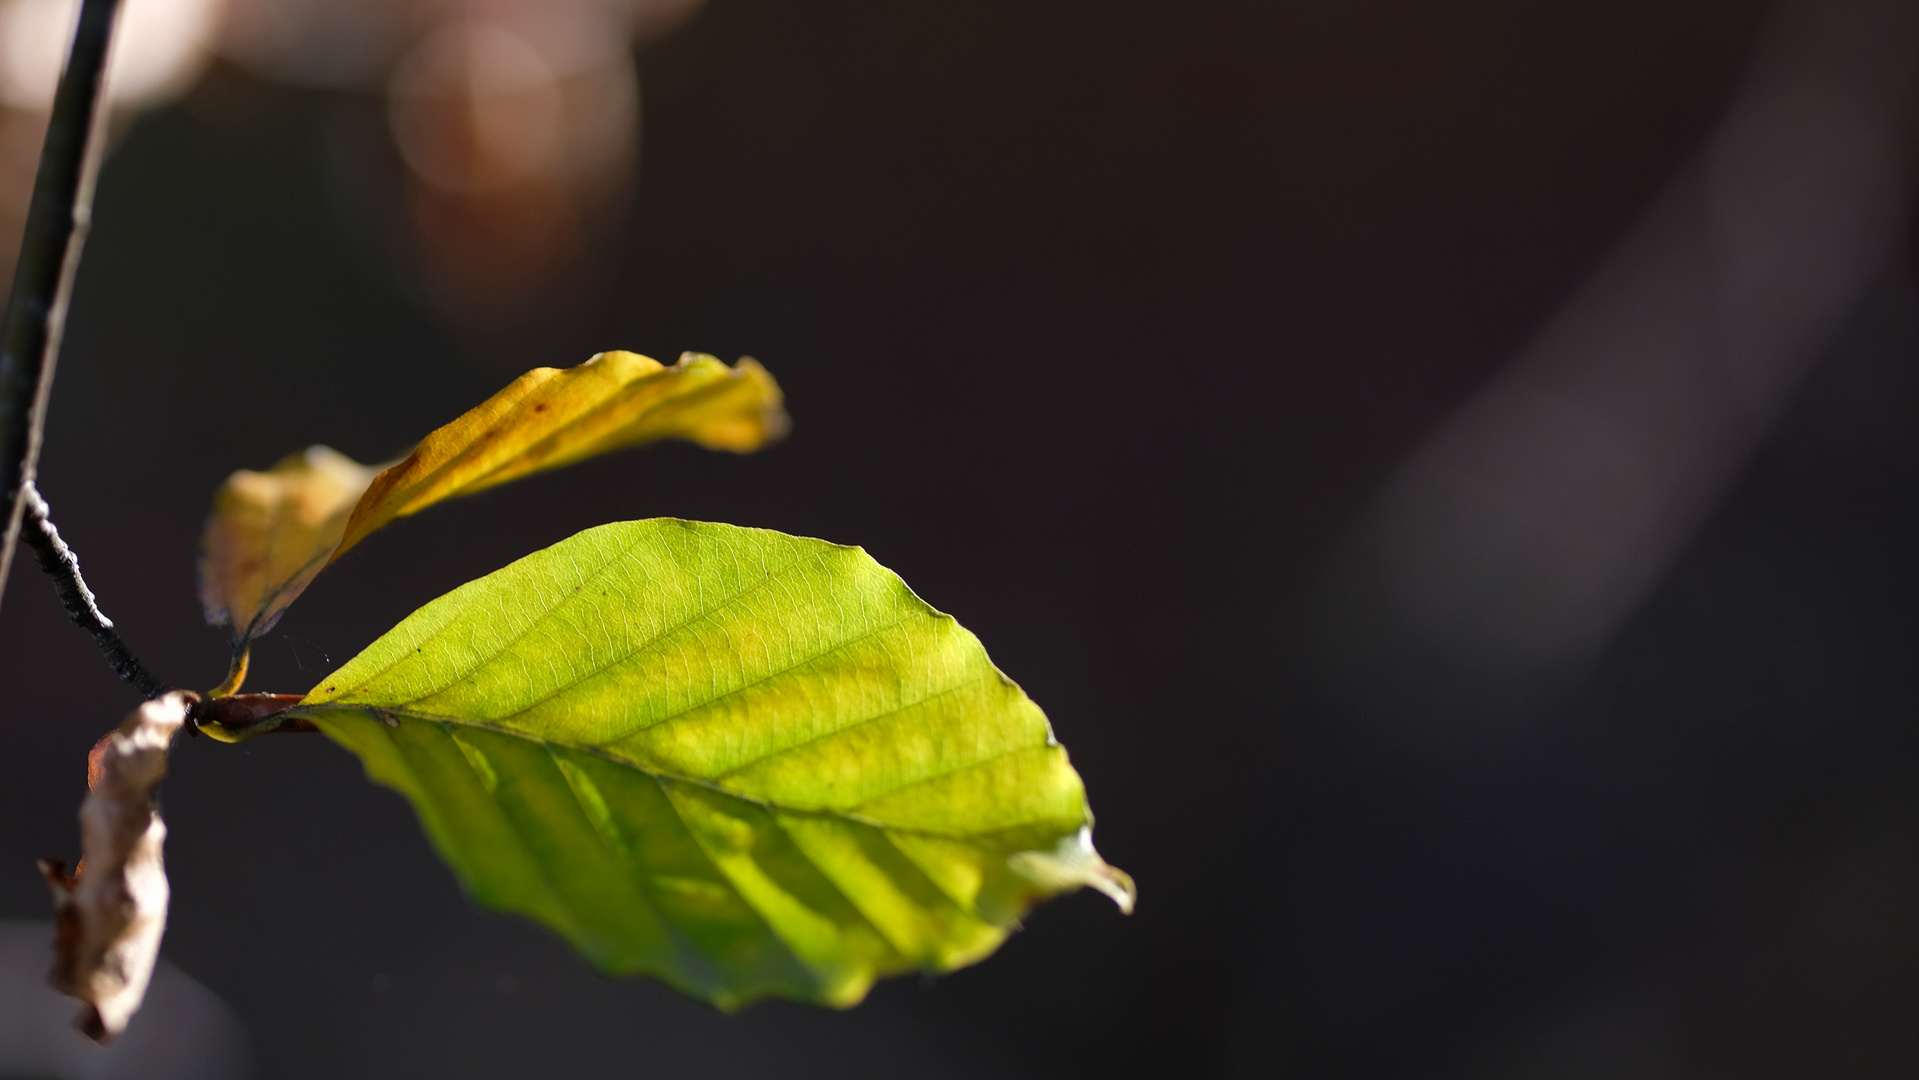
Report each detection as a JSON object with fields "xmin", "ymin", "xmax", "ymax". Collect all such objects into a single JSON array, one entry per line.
[{"xmin": 40, "ymin": 692, "xmax": 190, "ymax": 1042}]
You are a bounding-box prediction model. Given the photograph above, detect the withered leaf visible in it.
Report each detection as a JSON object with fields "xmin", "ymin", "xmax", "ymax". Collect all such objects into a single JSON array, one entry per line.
[{"xmin": 40, "ymin": 692, "xmax": 191, "ymax": 1042}]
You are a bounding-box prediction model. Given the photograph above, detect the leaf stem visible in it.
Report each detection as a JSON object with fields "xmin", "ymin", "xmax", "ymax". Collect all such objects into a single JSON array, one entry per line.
[
  {"xmin": 193, "ymin": 693, "xmax": 314, "ymax": 741},
  {"xmin": 20, "ymin": 482, "xmax": 166, "ymax": 696},
  {"xmin": 0, "ymin": 0, "xmax": 122, "ymax": 616},
  {"xmin": 208, "ymin": 649, "xmax": 248, "ymax": 698}
]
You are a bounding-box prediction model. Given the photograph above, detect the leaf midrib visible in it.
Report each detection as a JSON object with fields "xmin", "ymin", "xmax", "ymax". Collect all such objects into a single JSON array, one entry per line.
[
  {"xmin": 312, "ymin": 525, "xmax": 660, "ymax": 701},
  {"xmin": 474, "ymin": 362, "xmax": 706, "ymax": 486},
  {"xmin": 318, "ymin": 527, "xmax": 828, "ymax": 712},
  {"xmin": 299, "ymin": 704, "xmax": 1068, "ymax": 845},
  {"xmin": 495, "ymin": 610, "xmax": 919, "ymax": 733},
  {"xmin": 466, "ymin": 548, "xmax": 854, "ymax": 727}
]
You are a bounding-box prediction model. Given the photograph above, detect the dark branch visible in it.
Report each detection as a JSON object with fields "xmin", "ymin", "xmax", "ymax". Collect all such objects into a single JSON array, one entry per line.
[
  {"xmin": 20, "ymin": 483, "xmax": 166, "ymax": 697},
  {"xmin": 0, "ymin": 0, "xmax": 121, "ymax": 616}
]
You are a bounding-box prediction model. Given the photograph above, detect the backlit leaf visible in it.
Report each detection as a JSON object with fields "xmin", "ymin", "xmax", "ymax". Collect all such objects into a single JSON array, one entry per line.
[
  {"xmin": 197, "ymin": 446, "xmax": 383, "ymax": 652},
  {"xmin": 332, "ymin": 351, "xmax": 786, "ymax": 562},
  {"xmin": 197, "ymin": 352, "xmax": 786, "ymax": 666},
  {"xmin": 283, "ymin": 519, "xmax": 1132, "ymax": 1008}
]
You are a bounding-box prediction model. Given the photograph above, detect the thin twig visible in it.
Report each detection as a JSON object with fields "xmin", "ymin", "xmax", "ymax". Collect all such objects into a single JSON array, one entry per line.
[
  {"xmin": 0, "ymin": 0, "xmax": 122, "ymax": 616},
  {"xmin": 20, "ymin": 482, "xmax": 166, "ymax": 696}
]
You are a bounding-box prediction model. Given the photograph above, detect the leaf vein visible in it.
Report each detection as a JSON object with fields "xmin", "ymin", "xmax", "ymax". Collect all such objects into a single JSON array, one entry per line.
[
  {"xmin": 473, "ymin": 546, "xmax": 817, "ymax": 723},
  {"xmin": 709, "ymin": 673, "xmax": 996, "ymax": 782}
]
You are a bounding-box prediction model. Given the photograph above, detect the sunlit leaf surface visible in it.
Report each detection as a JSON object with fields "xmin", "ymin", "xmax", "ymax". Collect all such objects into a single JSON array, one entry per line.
[
  {"xmin": 197, "ymin": 353, "xmax": 786, "ymax": 662},
  {"xmin": 289, "ymin": 520, "xmax": 1132, "ymax": 1008}
]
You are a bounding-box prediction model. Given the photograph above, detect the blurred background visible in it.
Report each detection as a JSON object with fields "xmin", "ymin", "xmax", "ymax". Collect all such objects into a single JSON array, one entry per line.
[{"xmin": 2, "ymin": 0, "xmax": 1918, "ymax": 1075}]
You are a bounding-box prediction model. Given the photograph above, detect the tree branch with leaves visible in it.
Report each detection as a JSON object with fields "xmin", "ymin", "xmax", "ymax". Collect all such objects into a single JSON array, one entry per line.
[{"xmin": 0, "ymin": 0, "xmax": 1132, "ymax": 1044}]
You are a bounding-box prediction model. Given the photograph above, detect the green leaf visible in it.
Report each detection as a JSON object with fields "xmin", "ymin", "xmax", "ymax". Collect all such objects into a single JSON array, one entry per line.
[{"xmin": 286, "ymin": 519, "xmax": 1131, "ymax": 1008}]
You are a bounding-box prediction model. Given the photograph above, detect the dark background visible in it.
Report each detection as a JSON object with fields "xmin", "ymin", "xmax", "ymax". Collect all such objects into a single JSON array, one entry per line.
[{"xmin": 6, "ymin": 0, "xmax": 1919, "ymax": 1075}]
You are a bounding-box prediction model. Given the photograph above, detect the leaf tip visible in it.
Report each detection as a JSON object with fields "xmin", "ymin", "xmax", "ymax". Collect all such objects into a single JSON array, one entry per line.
[
  {"xmin": 1094, "ymin": 864, "xmax": 1138, "ymax": 915},
  {"xmin": 1009, "ymin": 826, "xmax": 1136, "ymax": 915}
]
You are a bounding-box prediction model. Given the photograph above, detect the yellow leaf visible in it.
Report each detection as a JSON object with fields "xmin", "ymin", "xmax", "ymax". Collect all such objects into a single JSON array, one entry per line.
[
  {"xmin": 335, "ymin": 351, "xmax": 784, "ymax": 559},
  {"xmin": 197, "ymin": 351, "xmax": 787, "ymax": 673},
  {"xmin": 197, "ymin": 445, "xmax": 382, "ymax": 652}
]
